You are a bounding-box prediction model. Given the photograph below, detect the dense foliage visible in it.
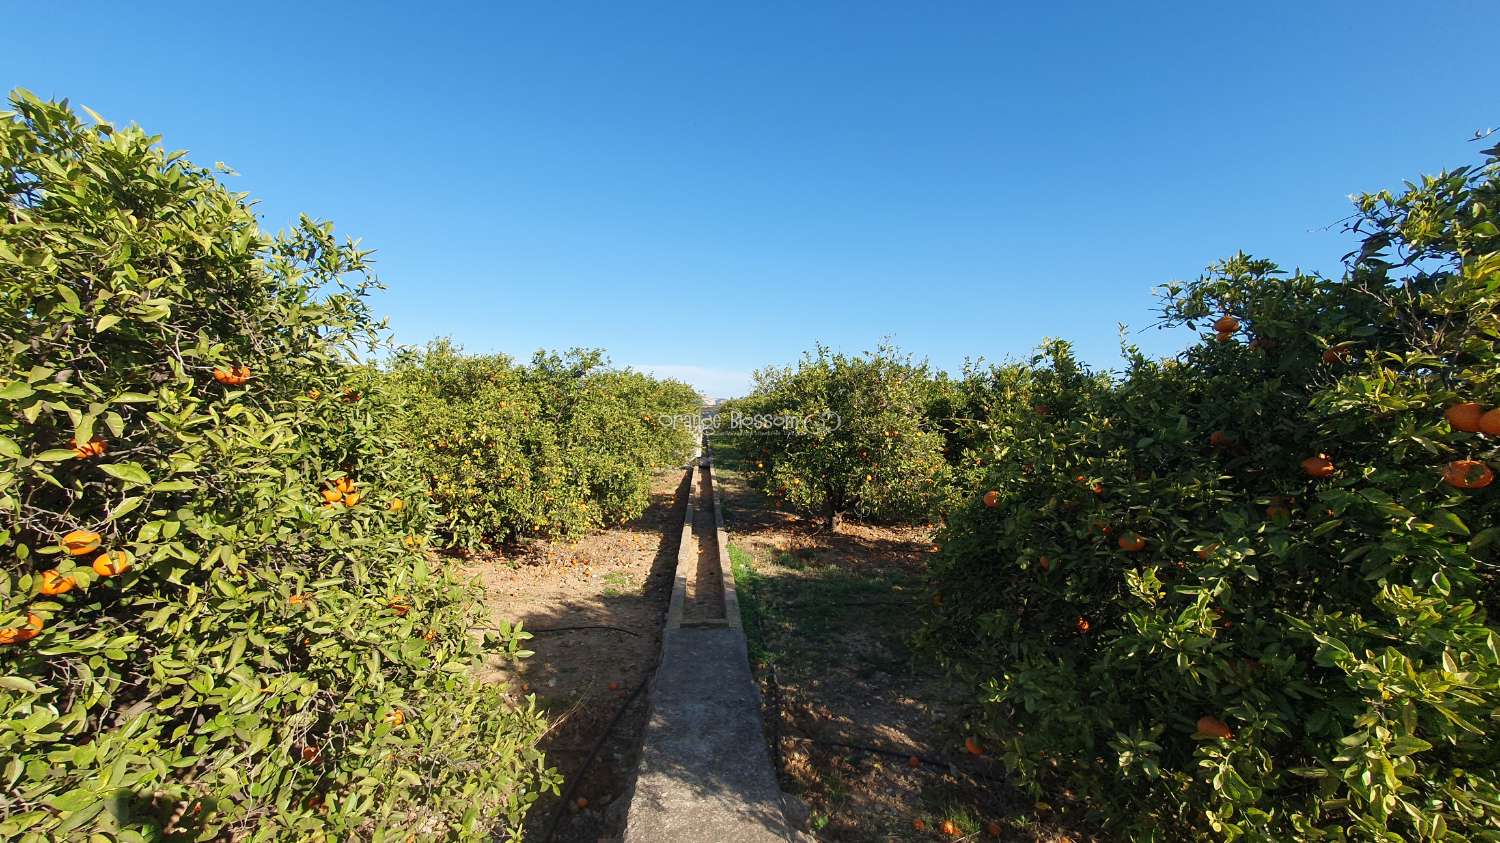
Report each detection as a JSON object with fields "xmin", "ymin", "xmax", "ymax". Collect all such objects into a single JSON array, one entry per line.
[
  {"xmin": 385, "ymin": 342, "xmax": 699, "ymax": 549},
  {"xmin": 729, "ymin": 344, "xmax": 952, "ymax": 530},
  {"xmin": 920, "ymin": 146, "xmax": 1500, "ymax": 839},
  {"xmin": 0, "ymin": 91, "xmax": 556, "ymax": 841}
]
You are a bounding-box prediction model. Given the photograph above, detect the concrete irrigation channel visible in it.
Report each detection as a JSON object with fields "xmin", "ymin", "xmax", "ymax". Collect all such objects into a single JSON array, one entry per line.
[{"xmin": 621, "ymin": 443, "xmax": 801, "ymax": 842}]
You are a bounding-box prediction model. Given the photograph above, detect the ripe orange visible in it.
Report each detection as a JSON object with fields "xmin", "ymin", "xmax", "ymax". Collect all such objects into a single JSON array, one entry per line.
[
  {"xmin": 321, "ymin": 488, "xmax": 343, "ymax": 504},
  {"xmin": 1038, "ymin": 556, "xmax": 1051, "ymax": 572},
  {"xmin": 1208, "ymin": 431, "xmax": 1233, "ymax": 448},
  {"xmin": 1321, "ymin": 345, "xmax": 1350, "ymax": 364},
  {"xmin": 387, "ymin": 709, "xmax": 405, "ymax": 725},
  {"xmin": 301, "ymin": 745, "xmax": 321, "ymax": 762},
  {"xmin": 0, "ymin": 612, "xmax": 44, "ymax": 645},
  {"xmin": 982, "ymin": 490, "xmax": 999, "ymax": 508},
  {"xmin": 72, "ymin": 436, "xmax": 107, "ymax": 459},
  {"xmin": 986, "ymin": 820, "xmax": 1002, "ymax": 838},
  {"xmin": 289, "ymin": 594, "xmax": 306, "ymax": 605},
  {"xmin": 93, "ymin": 550, "xmax": 131, "ymax": 577},
  {"xmin": 342, "ymin": 492, "xmax": 362, "ymax": 507},
  {"xmin": 61, "ymin": 529, "xmax": 101, "ymax": 556},
  {"xmin": 1445, "ymin": 402, "xmax": 1483, "ymax": 432},
  {"xmin": 1196, "ymin": 715, "xmax": 1233, "ymax": 739},
  {"xmin": 1481, "ymin": 408, "xmax": 1500, "ymax": 436},
  {"xmin": 1265, "ymin": 502, "xmax": 1291, "ymax": 520},
  {"xmin": 907, "ymin": 755, "xmax": 921, "ymax": 768},
  {"xmin": 939, "ymin": 819, "xmax": 960, "ymax": 837},
  {"xmin": 1195, "ymin": 543, "xmax": 1219, "ymax": 561},
  {"xmin": 1443, "ymin": 460, "xmax": 1493, "ymax": 490},
  {"xmin": 964, "ymin": 736, "xmax": 983, "ymax": 756},
  {"xmin": 1215, "ymin": 330, "xmax": 1235, "ymax": 343},
  {"xmin": 929, "ymin": 543, "xmax": 941, "ymax": 554},
  {"xmin": 1213, "ymin": 315, "xmax": 1239, "ymax": 333},
  {"xmin": 1117, "ymin": 532, "xmax": 1147, "ymax": 552},
  {"xmin": 1301, "ymin": 454, "xmax": 1335, "ymax": 478},
  {"xmin": 212, "ymin": 365, "xmax": 251, "ymax": 386},
  {"xmin": 1075, "ymin": 616, "xmax": 1090, "ymax": 634},
  {"xmin": 39, "ymin": 570, "xmax": 76, "ymax": 595},
  {"xmin": 913, "ymin": 819, "xmax": 927, "ymax": 831},
  {"xmin": 389, "ymin": 599, "xmax": 411, "ymax": 617},
  {"xmin": 575, "ymin": 797, "xmax": 589, "ymax": 810}
]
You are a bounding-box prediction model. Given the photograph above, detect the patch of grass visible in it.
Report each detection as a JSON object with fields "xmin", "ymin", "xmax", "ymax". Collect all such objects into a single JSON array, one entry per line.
[
  {"xmin": 728, "ymin": 542, "xmax": 772, "ymax": 665},
  {"xmin": 600, "ymin": 570, "xmax": 631, "ymax": 596}
]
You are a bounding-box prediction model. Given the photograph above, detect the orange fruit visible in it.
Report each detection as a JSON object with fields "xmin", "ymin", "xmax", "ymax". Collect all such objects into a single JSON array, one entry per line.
[
  {"xmin": 982, "ymin": 490, "xmax": 999, "ymax": 508},
  {"xmin": 1213, "ymin": 315, "xmax": 1239, "ymax": 333},
  {"xmin": 335, "ymin": 477, "xmax": 355, "ymax": 494},
  {"xmin": 0, "ymin": 612, "xmax": 44, "ymax": 644},
  {"xmin": 1446, "ymin": 402, "xmax": 1484, "ymax": 432},
  {"xmin": 93, "ymin": 550, "xmax": 131, "ymax": 577},
  {"xmin": 1118, "ymin": 532, "xmax": 1147, "ymax": 552},
  {"xmin": 72, "ymin": 436, "xmax": 107, "ymax": 459},
  {"xmin": 1481, "ymin": 408, "xmax": 1500, "ymax": 436},
  {"xmin": 929, "ymin": 543, "xmax": 940, "ymax": 554},
  {"xmin": 1301, "ymin": 454, "xmax": 1335, "ymax": 478},
  {"xmin": 61, "ymin": 529, "xmax": 101, "ymax": 556},
  {"xmin": 289, "ymin": 594, "xmax": 306, "ymax": 605},
  {"xmin": 1443, "ymin": 460, "xmax": 1493, "ymax": 490},
  {"xmin": 1197, "ymin": 715, "xmax": 1233, "ymax": 739},
  {"xmin": 389, "ymin": 599, "xmax": 411, "ymax": 616},
  {"xmin": 306, "ymin": 389, "xmax": 321, "ymax": 400},
  {"xmin": 907, "ymin": 755, "xmax": 921, "ymax": 768},
  {"xmin": 931, "ymin": 593, "xmax": 943, "ymax": 607},
  {"xmin": 1215, "ymin": 330, "xmax": 1235, "ymax": 343},
  {"xmin": 964, "ymin": 736, "xmax": 983, "ymax": 756},
  {"xmin": 1195, "ymin": 543, "xmax": 1219, "ymax": 561},
  {"xmin": 321, "ymin": 488, "xmax": 343, "ymax": 504},
  {"xmin": 39, "ymin": 570, "xmax": 76, "ymax": 595},
  {"xmin": 1038, "ymin": 556, "xmax": 1051, "ymax": 572},
  {"xmin": 301, "ymin": 745, "xmax": 321, "ymax": 762},
  {"xmin": 389, "ymin": 498, "xmax": 405, "ymax": 512},
  {"xmin": 387, "ymin": 709, "xmax": 405, "ymax": 725},
  {"xmin": 1075, "ymin": 616, "xmax": 1090, "ymax": 634},
  {"xmin": 986, "ymin": 820, "xmax": 1002, "ymax": 838},
  {"xmin": 939, "ymin": 819, "xmax": 960, "ymax": 837},
  {"xmin": 1208, "ymin": 430, "xmax": 1233, "ymax": 448},
  {"xmin": 608, "ymin": 680, "xmax": 622, "ymax": 691},
  {"xmin": 342, "ymin": 492, "xmax": 362, "ymax": 507},
  {"xmin": 913, "ymin": 819, "xmax": 927, "ymax": 831}
]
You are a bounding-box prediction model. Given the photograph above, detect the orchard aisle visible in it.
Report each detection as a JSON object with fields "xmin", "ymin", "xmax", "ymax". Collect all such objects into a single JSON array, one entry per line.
[{"xmin": 465, "ymin": 468, "xmax": 690, "ymax": 843}]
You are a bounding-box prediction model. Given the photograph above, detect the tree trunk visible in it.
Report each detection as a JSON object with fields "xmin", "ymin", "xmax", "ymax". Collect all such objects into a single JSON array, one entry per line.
[{"xmin": 824, "ymin": 498, "xmax": 842, "ymax": 533}]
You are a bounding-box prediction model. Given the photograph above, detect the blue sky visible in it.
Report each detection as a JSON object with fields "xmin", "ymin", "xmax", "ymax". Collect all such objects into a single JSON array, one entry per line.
[{"xmin": 6, "ymin": 2, "xmax": 1495, "ymax": 397}]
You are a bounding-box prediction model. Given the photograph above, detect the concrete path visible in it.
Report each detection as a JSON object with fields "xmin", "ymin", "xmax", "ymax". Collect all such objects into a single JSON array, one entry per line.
[{"xmin": 623, "ymin": 456, "xmax": 795, "ymax": 842}]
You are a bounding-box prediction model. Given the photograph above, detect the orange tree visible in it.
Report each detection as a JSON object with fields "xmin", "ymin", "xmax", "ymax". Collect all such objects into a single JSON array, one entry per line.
[
  {"xmin": 0, "ymin": 91, "xmax": 556, "ymax": 841},
  {"xmin": 385, "ymin": 342, "xmax": 697, "ymax": 548},
  {"xmin": 732, "ymin": 343, "xmax": 952, "ymax": 531},
  {"xmin": 919, "ymin": 146, "xmax": 1500, "ymax": 839}
]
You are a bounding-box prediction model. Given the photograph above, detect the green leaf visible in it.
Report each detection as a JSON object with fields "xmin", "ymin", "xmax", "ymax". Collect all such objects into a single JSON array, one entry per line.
[
  {"xmin": 94, "ymin": 314, "xmax": 123, "ymax": 333},
  {"xmin": 100, "ymin": 462, "xmax": 152, "ymax": 485},
  {"xmin": 0, "ymin": 382, "xmax": 35, "ymax": 401}
]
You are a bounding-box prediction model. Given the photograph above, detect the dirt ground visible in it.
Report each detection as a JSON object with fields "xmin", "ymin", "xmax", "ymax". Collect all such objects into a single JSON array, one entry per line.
[
  {"xmin": 711, "ymin": 436, "xmax": 1089, "ymax": 842},
  {"xmin": 463, "ymin": 467, "xmax": 691, "ymax": 843}
]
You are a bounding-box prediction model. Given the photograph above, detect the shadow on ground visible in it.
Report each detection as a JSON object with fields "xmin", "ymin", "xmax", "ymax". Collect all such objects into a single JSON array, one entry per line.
[{"xmin": 460, "ymin": 469, "xmax": 691, "ymax": 843}]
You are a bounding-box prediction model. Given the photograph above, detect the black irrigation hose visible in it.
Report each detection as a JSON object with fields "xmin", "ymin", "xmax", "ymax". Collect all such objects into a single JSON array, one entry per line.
[
  {"xmin": 529, "ymin": 625, "xmax": 641, "ymax": 637},
  {"xmin": 540, "ymin": 672, "xmax": 654, "ymax": 843}
]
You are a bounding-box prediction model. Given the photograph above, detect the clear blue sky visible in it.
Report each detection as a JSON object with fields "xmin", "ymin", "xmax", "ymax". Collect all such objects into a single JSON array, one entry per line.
[{"xmin": 6, "ymin": 2, "xmax": 1495, "ymax": 397}]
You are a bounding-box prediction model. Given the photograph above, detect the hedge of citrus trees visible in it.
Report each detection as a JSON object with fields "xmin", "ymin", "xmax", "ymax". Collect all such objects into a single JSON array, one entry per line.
[
  {"xmin": 726, "ymin": 343, "xmax": 953, "ymax": 531},
  {"xmin": 919, "ymin": 147, "xmax": 1500, "ymax": 839},
  {"xmin": 0, "ymin": 91, "xmax": 557, "ymax": 841},
  {"xmin": 385, "ymin": 342, "xmax": 698, "ymax": 549}
]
